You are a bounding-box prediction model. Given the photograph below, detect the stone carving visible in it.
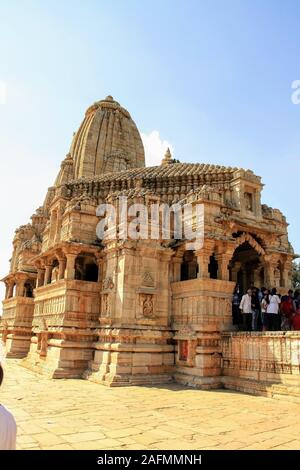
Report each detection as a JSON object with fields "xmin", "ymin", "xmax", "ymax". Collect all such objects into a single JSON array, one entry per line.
[
  {"xmin": 103, "ymin": 277, "xmax": 114, "ymax": 290},
  {"xmin": 142, "ymin": 271, "xmax": 155, "ymax": 287},
  {"xmin": 51, "ymin": 265, "xmax": 59, "ymax": 283},
  {"xmin": 234, "ymin": 232, "xmax": 265, "ymax": 256},
  {"xmin": 244, "ymin": 192, "xmax": 253, "ymax": 211},
  {"xmin": 141, "ymin": 294, "xmax": 155, "ymax": 319},
  {"xmin": 102, "ymin": 294, "xmax": 111, "ymax": 317}
]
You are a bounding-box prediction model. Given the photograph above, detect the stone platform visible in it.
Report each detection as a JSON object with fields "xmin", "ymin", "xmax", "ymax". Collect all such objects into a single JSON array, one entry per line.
[{"xmin": 1, "ymin": 359, "xmax": 300, "ymax": 450}]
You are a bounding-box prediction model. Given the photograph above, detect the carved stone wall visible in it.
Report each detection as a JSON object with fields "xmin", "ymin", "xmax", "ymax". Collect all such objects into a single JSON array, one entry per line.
[
  {"xmin": 22, "ymin": 280, "xmax": 100, "ymax": 378},
  {"xmin": 1, "ymin": 297, "xmax": 34, "ymax": 357},
  {"xmin": 221, "ymin": 332, "xmax": 300, "ymax": 401},
  {"xmin": 171, "ymin": 278, "xmax": 235, "ymax": 389}
]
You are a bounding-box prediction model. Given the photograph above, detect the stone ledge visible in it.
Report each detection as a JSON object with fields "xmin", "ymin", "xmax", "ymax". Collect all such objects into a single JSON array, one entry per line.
[{"xmin": 222, "ymin": 376, "xmax": 300, "ymax": 403}]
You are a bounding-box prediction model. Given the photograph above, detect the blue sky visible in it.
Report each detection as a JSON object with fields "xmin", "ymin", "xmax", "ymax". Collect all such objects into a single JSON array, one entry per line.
[{"xmin": 0, "ymin": 0, "xmax": 299, "ymax": 289}]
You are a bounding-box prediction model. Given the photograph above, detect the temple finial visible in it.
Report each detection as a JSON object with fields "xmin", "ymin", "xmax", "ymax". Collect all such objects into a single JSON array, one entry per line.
[{"xmin": 161, "ymin": 147, "xmax": 172, "ymax": 165}]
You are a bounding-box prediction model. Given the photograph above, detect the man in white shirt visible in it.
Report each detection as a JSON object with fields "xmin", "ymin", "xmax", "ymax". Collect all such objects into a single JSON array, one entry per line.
[
  {"xmin": 0, "ymin": 363, "xmax": 17, "ymax": 450},
  {"xmin": 267, "ymin": 288, "xmax": 281, "ymax": 331},
  {"xmin": 239, "ymin": 288, "xmax": 253, "ymax": 331}
]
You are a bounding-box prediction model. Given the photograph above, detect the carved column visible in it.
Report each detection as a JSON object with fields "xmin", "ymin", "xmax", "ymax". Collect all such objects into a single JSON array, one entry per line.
[
  {"xmin": 58, "ymin": 257, "xmax": 67, "ymax": 280},
  {"xmin": 216, "ymin": 253, "xmax": 232, "ymax": 281},
  {"xmin": 36, "ymin": 268, "xmax": 45, "ymax": 288},
  {"xmin": 172, "ymin": 256, "xmax": 182, "ymax": 282},
  {"xmin": 264, "ymin": 255, "xmax": 277, "ymax": 288},
  {"xmin": 195, "ymin": 240, "xmax": 215, "ymax": 279},
  {"xmin": 196, "ymin": 241, "xmax": 215, "ymax": 279},
  {"xmin": 16, "ymin": 279, "xmax": 25, "ymax": 297},
  {"xmin": 54, "ymin": 207, "xmax": 64, "ymax": 244},
  {"xmin": 253, "ymin": 265, "xmax": 262, "ymax": 287},
  {"xmin": 97, "ymin": 257, "xmax": 103, "ymax": 283},
  {"xmin": 7, "ymin": 282, "xmax": 15, "ymax": 298},
  {"xmin": 231, "ymin": 261, "xmax": 242, "ymax": 284},
  {"xmin": 65, "ymin": 253, "xmax": 77, "ymax": 280},
  {"xmin": 196, "ymin": 250, "xmax": 210, "ymax": 278},
  {"xmin": 4, "ymin": 282, "xmax": 8, "ymax": 299},
  {"xmin": 44, "ymin": 265, "xmax": 53, "ymax": 285},
  {"xmin": 4, "ymin": 281, "xmax": 11, "ymax": 299},
  {"xmin": 281, "ymin": 259, "xmax": 292, "ymax": 288}
]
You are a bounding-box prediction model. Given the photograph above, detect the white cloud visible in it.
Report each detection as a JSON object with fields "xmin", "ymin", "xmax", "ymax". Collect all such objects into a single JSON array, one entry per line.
[
  {"xmin": 141, "ymin": 130, "xmax": 174, "ymax": 166},
  {"xmin": 0, "ymin": 81, "xmax": 7, "ymax": 105}
]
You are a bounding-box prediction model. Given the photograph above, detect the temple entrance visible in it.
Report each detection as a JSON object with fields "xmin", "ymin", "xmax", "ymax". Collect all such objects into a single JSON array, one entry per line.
[
  {"xmin": 180, "ymin": 251, "xmax": 198, "ymax": 281},
  {"xmin": 229, "ymin": 241, "xmax": 264, "ymax": 294},
  {"xmin": 75, "ymin": 254, "xmax": 99, "ymax": 282},
  {"xmin": 24, "ymin": 280, "xmax": 34, "ymax": 297}
]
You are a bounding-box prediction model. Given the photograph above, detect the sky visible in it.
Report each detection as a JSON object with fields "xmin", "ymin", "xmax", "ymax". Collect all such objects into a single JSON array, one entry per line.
[{"xmin": 0, "ymin": 0, "xmax": 299, "ymax": 299}]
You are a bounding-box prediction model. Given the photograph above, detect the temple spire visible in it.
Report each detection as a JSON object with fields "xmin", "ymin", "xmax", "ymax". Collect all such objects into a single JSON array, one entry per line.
[{"xmin": 161, "ymin": 147, "xmax": 172, "ymax": 165}]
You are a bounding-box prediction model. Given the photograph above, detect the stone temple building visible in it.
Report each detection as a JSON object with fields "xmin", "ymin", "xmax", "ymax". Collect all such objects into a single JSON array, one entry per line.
[{"xmin": 1, "ymin": 96, "xmax": 299, "ymax": 398}]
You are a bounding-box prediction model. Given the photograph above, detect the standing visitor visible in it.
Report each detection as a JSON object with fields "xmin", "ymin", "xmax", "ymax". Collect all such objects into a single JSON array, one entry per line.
[
  {"xmin": 292, "ymin": 292, "xmax": 300, "ymax": 330},
  {"xmin": 0, "ymin": 345, "xmax": 17, "ymax": 450},
  {"xmin": 267, "ymin": 288, "xmax": 281, "ymax": 330},
  {"xmin": 280, "ymin": 290, "xmax": 294, "ymax": 330},
  {"xmin": 232, "ymin": 285, "xmax": 241, "ymax": 328},
  {"xmin": 261, "ymin": 289, "xmax": 270, "ymax": 330},
  {"xmin": 239, "ymin": 288, "xmax": 253, "ymax": 331},
  {"xmin": 251, "ymin": 288, "xmax": 260, "ymax": 331}
]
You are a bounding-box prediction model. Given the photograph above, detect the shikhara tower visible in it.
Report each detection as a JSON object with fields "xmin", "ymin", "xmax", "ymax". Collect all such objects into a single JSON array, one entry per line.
[{"xmin": 0, "ymin": 96, "xmax": 297, "ymax": 395}]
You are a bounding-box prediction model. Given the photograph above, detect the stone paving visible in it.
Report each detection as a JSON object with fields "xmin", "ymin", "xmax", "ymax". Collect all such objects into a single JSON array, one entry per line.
[{"xmin": 1, "ymin": 359, "xmax": 300, "ymax": 450}]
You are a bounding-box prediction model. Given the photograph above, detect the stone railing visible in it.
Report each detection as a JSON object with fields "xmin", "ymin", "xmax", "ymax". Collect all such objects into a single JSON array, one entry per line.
[
  {"xmin": 33, "ymin": 279, "xmax": 101, "ymax": 330},
  {"xmin": 171, "ymin": 278, "xmax": 235, "ymax": 330},
  {"xmin": 221, "ymin": 332, "xmax": 300, "ymax": 400},
  {"xmin": 1, "ymin": 296, "xmax": 35, "ymax": 357},
  {"xmin": 2, "ymin": 296, "xmax": 34, "ymax": 327},
  {"xmin": 171, "ymin": 279, "xmax": 235, "ymax": 389},
  {"xmin": 2, "ymin": 297, "xmax": 18, "ymax": 324}
]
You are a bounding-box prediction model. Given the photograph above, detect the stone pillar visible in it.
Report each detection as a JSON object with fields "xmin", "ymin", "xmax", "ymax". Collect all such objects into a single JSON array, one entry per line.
[
  {"xmin": 44, "ymin": 265, "xmax": 53, "ymax": 285},
  {"xmin": 4, "ymin": 282, "xmax": 10, "ymax": 299},
  {"xmin": 196, "ymin": 241, "xmax": 215, "ymax": 279},
  {"xmin": 58, "ymin": 258, "xmax": 66, "ymax": 280},
  {"xmin": 7, "ymin": 282, "xmax": 15, "ymax": 298},
  {"xmin": 97, "ymin": 258, "xmax": 103, "ymax": 283},
  {"xmin": 216, "ymin": 253, "xmax": 232, "ymax": 281},
  {"xmin": 264, "ymin": 256, "xmax": 277, "ymax": 288},
  {"xmin": 16, "ymin": 279, "xmax": 25, "ymax": 297},
  {"xmin": 36, "ymin": 268, "xmax": 45, "ymax": 288},
  {"xmin": 281, "ymin": 259, "xmax": 292, "ymax": 288},
  {"xmin": 188, "ymin": 261, "xmax": 198, "ymax": 280},
  {"xmin": 65, "ymin": 253, "xmax": 77, "ymax": 280},
  {"xmin": 196, "ymin": 249, "xmax": 211, "ymax": 279},
  {"xmin": 54, "ymin": 208, "xmax": 64, "ymax": 244},
  {"xmin": 172, "ymin": 256, "xmax": 182, "ymax": 282},
  {"xmin": 231, "ymin": 261, "xmax": 242, "ymax": 284},
  {"xmin": 253, "ymin": 265, "xmax": 262, "ymax": 287}
]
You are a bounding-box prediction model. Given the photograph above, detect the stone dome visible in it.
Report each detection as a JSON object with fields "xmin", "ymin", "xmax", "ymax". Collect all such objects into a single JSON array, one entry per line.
[{"xmin": 69, "ymin": 96, "xmax": 145, "ymax": 179}]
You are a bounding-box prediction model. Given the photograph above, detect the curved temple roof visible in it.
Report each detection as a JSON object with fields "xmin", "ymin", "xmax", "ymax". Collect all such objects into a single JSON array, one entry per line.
[{"xmin": 67, "ymin": 95, "xmax": 145, "ymax": 180}]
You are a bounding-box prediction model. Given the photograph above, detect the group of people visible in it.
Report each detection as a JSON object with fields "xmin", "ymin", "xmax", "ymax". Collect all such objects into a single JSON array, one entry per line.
[{"xmin": 232, "ymin": 286, "xmax": 300, "ymax": 332}]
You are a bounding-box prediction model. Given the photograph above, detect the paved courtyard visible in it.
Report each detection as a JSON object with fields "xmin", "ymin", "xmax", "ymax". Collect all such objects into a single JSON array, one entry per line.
[{"xmin": 1, "ymin": 359, "xmax": 300, "ymax": 450}]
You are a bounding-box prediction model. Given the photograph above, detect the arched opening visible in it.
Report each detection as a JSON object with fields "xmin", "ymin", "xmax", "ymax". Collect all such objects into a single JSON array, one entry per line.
[
  {"xmin": 12, "ymin": 283, "xmax": 17, "ymax": 298},
  {"xmin": 75, "ymin": 254, "xmax": 99, "ymax": 282},
  {"xmin": 229, "ymin": 241, "xmax": 262, "ymax": 294},
  {"xmin": 208, "ymin": 254, "xmax": 218, "ymax": 279},
  {"xmin": 51, "ymin": 259, "xmax": 59, "ymax": 283},
  {"xmin": 180, "ymin": 251, "xmax": 198, "ymax": 281},
  {"xmin": 24, "ymin": 280, "xmax": 34, "ymax": 298},
  {"xmin": 276, "ymin": 260, "xmax": 284, "ymax": 288}
]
